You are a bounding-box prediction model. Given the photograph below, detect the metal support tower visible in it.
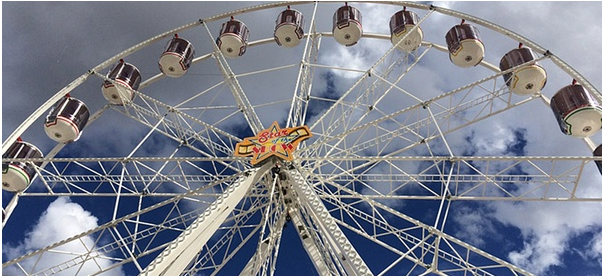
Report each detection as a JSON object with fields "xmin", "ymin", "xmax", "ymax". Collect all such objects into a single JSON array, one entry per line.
[{"xmin": 140, "ymin": 160, "xmax": 275, "ymax": 276}]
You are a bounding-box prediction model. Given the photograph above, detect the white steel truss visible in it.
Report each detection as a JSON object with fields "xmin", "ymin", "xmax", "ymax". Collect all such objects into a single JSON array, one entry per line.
[{"xmin": 2, "ymin": 1, "xmax": 600, "ymax": 276}]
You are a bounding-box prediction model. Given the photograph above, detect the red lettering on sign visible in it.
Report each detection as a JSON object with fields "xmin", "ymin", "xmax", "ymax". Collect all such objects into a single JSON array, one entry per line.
[
  {"xmin": 253, "ymin": 146, "xmax": 265, "ymax": 154},
  {"xmin": 258, "ymin": 130, "xmax": 289, "ymax": 144},
  {"xmin": 282, "ymin": 143, "xmax": 293, "ymax": 151},
  {"xmin": 233, "ymin": 121, "xmax": 312, "ymax": 165}
]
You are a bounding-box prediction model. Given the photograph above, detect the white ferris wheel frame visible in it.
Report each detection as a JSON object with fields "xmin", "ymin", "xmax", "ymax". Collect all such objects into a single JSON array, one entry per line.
[{"xmin": 2, "ymin": 1, "xmax": 601, "ymax": 276}]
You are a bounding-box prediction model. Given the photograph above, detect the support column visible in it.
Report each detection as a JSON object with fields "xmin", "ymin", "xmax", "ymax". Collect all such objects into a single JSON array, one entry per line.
[
  {"xmin": 239, "ymin": 206, "xmax": 287, "ymax": 276},
  {"xmin": 240, "ymin": 171, "xmax": 287, "ymax": 276},
  {"xmin": 288, "ymin": 206, "xmax": 335, "ymax": 275},
  {"xmin": 289, "ymin": 169, "xmax": 373, "ymax": 276},
  {"xmin": 140, "ymin": 160, "xmax": 274, "ymax": 276}
]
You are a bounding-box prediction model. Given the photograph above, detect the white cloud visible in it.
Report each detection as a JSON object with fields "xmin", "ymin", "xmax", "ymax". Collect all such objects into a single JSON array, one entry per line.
[
  {"xmin": 465, "ymin": 123, "xmax": 518, "ymax": 156},
  {"xmin": 585, "ymin": 232, "xmax": 603, "ymax": 265},
  {"xmin": 507, "ymin": 234, "xmax": 565, "ymax": 275},
  {"xmin": 2, "ymin": 197, "xmax": 124, "ymax": 276},
  {"xmin": 451, "ymin": 205, "xmax": 498, "ymax": 247},
  {"xmin": 491, "ymin": 200, "xmax": 601, "ymax": 275},
  {"xmin": 443, "ymin": 110, "xmax": 601, "ymax": 275}
]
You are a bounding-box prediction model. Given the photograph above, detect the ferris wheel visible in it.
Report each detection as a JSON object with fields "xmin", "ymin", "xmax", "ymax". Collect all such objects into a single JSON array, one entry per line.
[{"xmin": 2, "ymin": 1, "xmax": 601, "ymax": 276}]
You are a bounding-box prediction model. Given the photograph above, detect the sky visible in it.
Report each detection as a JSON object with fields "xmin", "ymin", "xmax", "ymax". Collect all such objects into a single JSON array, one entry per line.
[{"xmin": 2, "ymin": 1, "xmax": 602, "ymax": 276}]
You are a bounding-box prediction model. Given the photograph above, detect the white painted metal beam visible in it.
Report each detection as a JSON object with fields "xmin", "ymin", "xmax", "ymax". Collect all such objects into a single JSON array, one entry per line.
[
  {"xmin": 289, "ymin": 169, "xmax": 373, "ymax": 276},
  {"xmin": 288, "ymin": 206, "xmax": 335, "ymax": 275},
  {"xmin": 140, "ymin": 160, "xmax": 274, "ymax": 276}
]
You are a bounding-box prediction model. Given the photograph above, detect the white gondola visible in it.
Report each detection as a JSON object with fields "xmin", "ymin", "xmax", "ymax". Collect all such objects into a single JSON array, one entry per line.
[
  {"xmin": 549, "ymin": 83, "xmax": 602, "ymax": 138},
  {"xmin": 159, "ymin": 34, "xmax": 195, "ymax": 78},
  {"xmin": 389, "ymin": 9, "xmax": 423, "ymax": 52},
  {"xmin": 217, "ymin": 17, "xmax": 249, "ymax": 58},
  {"xmin": 332, "ymin": 3, "xmax": 362, "ymax": 46},
  {"xmin": 44, "ymin": 96, "xmax": 90, "ymax": 143},
  {"xmin": 499, "ymin": 45, "xmax": 546, "ymax": 95},
  {"xmin": 445, "ymin": 21, "xmax": 484, "ymax": 67},
  {"xmin": 274, "ymin": 6, "xmax": 304, "ymax": 48},
  {"xmin": 102, "ymin": 59, "xmax": 142, "ymax": 105},
  {"xmin": 2, "ymin": 139, "xmax": 43, "ymax": 192}
]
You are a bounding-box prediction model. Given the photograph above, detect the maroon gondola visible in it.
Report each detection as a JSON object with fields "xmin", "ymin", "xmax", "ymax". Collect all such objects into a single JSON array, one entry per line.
[
  {"xmin": 499, "ymin": 45, "xmax": 546, "ymax": 95},
  {"xmin": 102, "ymin": 59, "xmax": 142, "ymax": 105},
  {"xmin": 159, "ymin": 34, "xmax": 195, "ymax": 78},
  {"xmin": 332, "ymin": 3, "xmax": 362, "ymax": 46},
  {"xmin": 389, "ymin": 9, "xmax": 423, "ymax": 52},
  {"xmin": 44, "ymin": 96, "xmax": 90, "ymax": 143},
  {"xmin": 2, "ymin": 139, "xmax": 43, "ymax": 192},
  {"xmin": 217, "ymin": 17, "xmax": 249, "ymax": 58},
  {"xmin": 445, "ymin": 22, "xmax": 484, "ymax": 67},
  {"xmin": 274, "ymin": 7, "xmax": 304, "ymax": 48},
  {"xmin": 549, "ymin": 83, "xmax": 602, "ymax": 138}
]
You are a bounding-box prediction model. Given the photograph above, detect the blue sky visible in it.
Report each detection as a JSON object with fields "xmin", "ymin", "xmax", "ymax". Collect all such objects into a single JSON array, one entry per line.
[{"xmin": 2, "ymin": 1, "xmax": 602, "ymax": 276}]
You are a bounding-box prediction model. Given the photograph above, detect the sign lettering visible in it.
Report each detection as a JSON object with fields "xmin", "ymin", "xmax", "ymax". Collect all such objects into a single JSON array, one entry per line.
[{"xmin": 234, "ymin": 121, "xmax": 312, "ymax": 165}]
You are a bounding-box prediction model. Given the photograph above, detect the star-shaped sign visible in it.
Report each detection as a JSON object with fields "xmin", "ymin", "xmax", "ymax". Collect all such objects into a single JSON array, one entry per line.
[{"xmin": 234, "ymin": 122, "xmax": 312, "ymax": 165}]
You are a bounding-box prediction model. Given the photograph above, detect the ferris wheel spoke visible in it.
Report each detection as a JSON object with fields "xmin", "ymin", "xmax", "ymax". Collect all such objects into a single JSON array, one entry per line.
[
  {"xmin": 303, "ymin": 45, "xmax": 435, "ymax": 165},
  {"xmin": 17, "ymin": 200, "xmax": 212, "ymax": 276},
  {"xmin": 307, "ymin": 9, "xmax": 436, "ymax": 140},
  {"xmin": 2, "ymin": 169, "xmax": 257, "ymax": 275},
  {"xmin": 184, "ymin": 194, "xmax": 269, "ymax": 275},
  {"xmin": 201, "ymin": 22, "xmax": 264, "ymax": 134},
  {"xmin": 287, "ymin": 2, "xmax": 320, "ymax": 128},
  {"xmin": 94, "ymin": 70, "xmax": 242, "ymax": 158},
  {"xmin": 306, "ymin": 156, "xmax": 599, "ymax": 202},
  {"xmin": 242, "ymin": 199, "xmax": 287, "ymax": 275},
  {"xmin": 319, "ymin": 194, "xmax": 438, "ymax": 274},
  {"xmin": 112, "ymin": 97, "xmax": 239, "ymax": 159},
  {"xmin": 8, "ymin": 156, "xmax": 248, "ymax": 198},
  {"xmin": 140, "ymin": 161, "xmax": 274, "ymax": 275},
  {"xmin": 300, "ymin": 58, "xmax": 549, "ymax": 163},
  {"xmin": 25, "ymin": 158, "xmax": 228, "ymax": 198},
  {"xmin": 108, "ymin": 101, "xmax": 249, "ymax": 179},
  {"xmin": 307, "ymin": 44, "xmax": 429, "ymax": 148},
  {"xmin": 309, "ymin": 172, "xmax": 531, "ymax": 275},
  {"xmin": 247, "ymin": 173, "xmax": 289, "ymax": 275}
]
